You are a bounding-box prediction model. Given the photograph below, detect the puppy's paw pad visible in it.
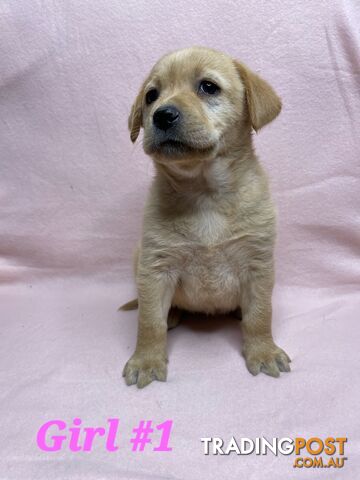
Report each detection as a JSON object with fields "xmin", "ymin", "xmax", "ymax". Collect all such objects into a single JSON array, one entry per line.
[{"xmin": 122, "ymin": 354, "xmax": 167, "ymax": 388}]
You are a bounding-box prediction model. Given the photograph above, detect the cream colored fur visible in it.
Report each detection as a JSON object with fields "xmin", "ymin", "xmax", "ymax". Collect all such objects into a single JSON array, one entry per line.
[{"xmin": 122, "ymin": 46, "xmax": 290, "ymax": 388}]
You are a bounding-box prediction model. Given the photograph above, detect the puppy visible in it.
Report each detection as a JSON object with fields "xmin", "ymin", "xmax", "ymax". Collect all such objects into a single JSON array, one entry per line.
[{"xmin": 122, "ymin": 46, "xmax": 290, "ymax": 388}]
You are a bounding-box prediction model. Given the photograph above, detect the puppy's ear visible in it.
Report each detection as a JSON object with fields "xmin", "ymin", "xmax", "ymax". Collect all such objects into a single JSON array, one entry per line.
[
  {"xmin": 128, "ymin": 86, "xmax": 144, "ymax": 143},
  {"xmin": 234, "ymin": 61, "xmax": 281, "ymax": 132}
]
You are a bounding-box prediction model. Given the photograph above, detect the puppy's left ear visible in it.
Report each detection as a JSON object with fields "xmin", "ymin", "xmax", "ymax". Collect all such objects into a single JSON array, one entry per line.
[
  {"xmin": 128, "ymin": 86, "xmax": 145, "ymax": 143},
  {"xmin": 234, "ymin": 61, "xmax": 282, "ymax": 132}
]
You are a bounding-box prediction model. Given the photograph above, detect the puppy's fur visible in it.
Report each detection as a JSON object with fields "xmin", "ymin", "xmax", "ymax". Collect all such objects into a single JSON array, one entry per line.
[{"xmin": 122, "ymin": 47, "xmax": 290, "ymax": 388}]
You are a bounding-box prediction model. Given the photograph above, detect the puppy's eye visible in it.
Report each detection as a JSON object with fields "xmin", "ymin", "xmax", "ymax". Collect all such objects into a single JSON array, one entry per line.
[
  {"xmin": 145, "ymin": 88, "xmax": 159, "ymax": 105},
  {"xmin": 199, "ymin": 80, "xmax": 220, "ymax": 95}
]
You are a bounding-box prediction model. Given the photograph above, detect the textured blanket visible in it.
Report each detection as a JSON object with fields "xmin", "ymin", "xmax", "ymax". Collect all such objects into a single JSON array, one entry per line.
[{"xmin": 1, "ymin": 1, "xmax": 359, "ymax": 478}]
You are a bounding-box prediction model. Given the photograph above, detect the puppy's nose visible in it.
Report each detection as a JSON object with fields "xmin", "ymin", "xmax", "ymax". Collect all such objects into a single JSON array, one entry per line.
[{"xmin": 153, "ymin": 105, "xmax": 180, "ymax": 131}]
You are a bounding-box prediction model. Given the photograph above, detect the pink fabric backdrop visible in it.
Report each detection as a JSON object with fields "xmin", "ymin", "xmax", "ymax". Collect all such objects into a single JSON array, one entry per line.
[{"xmin": 1, "ymin": 1, "xmax": 359, "ymax": 478}]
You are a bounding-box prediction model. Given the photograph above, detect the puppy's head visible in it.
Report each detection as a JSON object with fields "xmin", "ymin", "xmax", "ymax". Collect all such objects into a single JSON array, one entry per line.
[{"xmin": 128, "ymin": 47, "xmax": 281, "ymax": 166}]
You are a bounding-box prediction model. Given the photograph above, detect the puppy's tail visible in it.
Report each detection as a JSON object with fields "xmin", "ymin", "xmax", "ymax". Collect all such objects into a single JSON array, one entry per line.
[{"xmin": 118, "ymin": 298, "xmax": 138, "ymax": 311}]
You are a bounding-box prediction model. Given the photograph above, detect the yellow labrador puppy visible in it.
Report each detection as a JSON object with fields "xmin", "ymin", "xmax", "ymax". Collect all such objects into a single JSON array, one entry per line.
[{"xmin": 122, "ymin": 46, "xmax": 290, "ymax": 388}]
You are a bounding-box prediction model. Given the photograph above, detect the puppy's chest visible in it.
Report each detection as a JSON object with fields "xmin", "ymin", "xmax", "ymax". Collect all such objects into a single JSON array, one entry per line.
[
  {"xmin": 176, "ymin": 208, "xmax": 245, "ymax": 265},
  {"xmin": 190, "ymin": 208, "xmax": 230, "ymax": 246},
  {"xmin": 175, "ymin": 210, "xmax": 244, "ymax": 300},
  {"xmin": 151, "ymin": 209, "xmax": 250, "ymax": 312}
]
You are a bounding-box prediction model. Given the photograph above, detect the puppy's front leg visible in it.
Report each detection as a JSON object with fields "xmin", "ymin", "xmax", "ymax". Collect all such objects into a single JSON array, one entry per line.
[
  {"xmin": 123, "ymin": 269, "xmax": 176, "ymax": 388},
  {"xmin": 240, "ymin": 271, "xmax": 291, "ymax": 378}
]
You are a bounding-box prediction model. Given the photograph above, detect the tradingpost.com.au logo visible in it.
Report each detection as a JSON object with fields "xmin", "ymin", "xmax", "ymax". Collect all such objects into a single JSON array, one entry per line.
[{"xmin": 201, "ymin": 436, "xmax": 348, "ymax": 469}]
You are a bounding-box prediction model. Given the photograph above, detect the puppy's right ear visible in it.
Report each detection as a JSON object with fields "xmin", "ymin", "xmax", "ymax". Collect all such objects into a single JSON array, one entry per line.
[{"xmin": 128, "ymin": 85, "xmax": 145, "ymax": 143}]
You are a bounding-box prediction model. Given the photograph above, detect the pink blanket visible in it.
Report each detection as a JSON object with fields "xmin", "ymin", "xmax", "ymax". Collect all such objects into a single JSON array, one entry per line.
[{"xmin": 1, "ymin": 1, "xmax": 359, "ymax": 478}]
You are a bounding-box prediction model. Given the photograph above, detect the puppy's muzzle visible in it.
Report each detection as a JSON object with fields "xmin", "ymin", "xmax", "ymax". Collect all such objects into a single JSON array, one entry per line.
[{"xmin": 153, "ymin": 105, "xmax": 180, "ymax": 131}]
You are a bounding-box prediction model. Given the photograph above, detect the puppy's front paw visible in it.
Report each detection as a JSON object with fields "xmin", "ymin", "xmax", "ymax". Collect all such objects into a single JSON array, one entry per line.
[
  {"xmin": 243, "ymin": 341, "xmax": 291, "ymax": 378},
  {"xmin": 122, "ymin": 353, "xmax": 167, "ymax": 388}
]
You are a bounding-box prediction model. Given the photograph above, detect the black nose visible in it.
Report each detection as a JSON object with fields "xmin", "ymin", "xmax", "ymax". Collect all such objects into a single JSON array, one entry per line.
[{"xmin": 153, "ymin": 105, "xmax": 180, "ymax": 131}]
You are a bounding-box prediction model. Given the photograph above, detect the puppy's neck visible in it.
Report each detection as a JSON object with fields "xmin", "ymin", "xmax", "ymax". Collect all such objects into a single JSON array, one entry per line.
[{"xmin": 153, "ymin": 133, "xmax": 255, "ymax": 212}]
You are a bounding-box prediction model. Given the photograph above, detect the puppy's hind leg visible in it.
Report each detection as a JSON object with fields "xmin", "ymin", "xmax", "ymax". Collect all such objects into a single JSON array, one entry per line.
[{"xmin": 167, "ymin": 307, "xmax": 183, "ymax": 330}]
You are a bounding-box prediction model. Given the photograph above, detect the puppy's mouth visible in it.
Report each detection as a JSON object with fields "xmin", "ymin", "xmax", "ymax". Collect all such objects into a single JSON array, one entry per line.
[
  {"xmin": 150, "ymin": 138, "xmax": 215, "ymax": 158},
  {"xmin": 160, "ymin": 139, "xmax": 193, "ymax": 153}
]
